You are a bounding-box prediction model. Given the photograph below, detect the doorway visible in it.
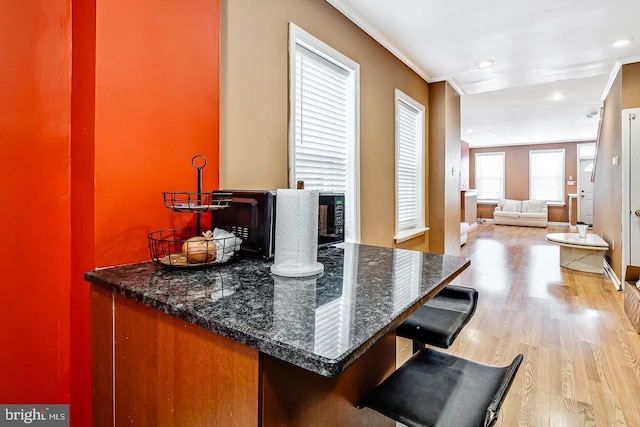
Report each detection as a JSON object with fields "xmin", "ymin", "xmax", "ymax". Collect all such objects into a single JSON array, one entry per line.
[
  {"xmin": 577, "ymin": 143, "xmax": 596, "ymax": 226},
  {"xmin": 579, "ymin": 159, "xmax": 594, "ymax": 224},
  {"xmin": 622, "ymin": 109, "xmax": 640, "ymax": 268}
]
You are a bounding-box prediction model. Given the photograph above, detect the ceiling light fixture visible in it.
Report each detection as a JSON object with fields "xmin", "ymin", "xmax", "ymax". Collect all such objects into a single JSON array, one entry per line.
[
  {"xmin": 467, "ymin": 128, "xmax": 474, "ymax": 133},
  {"xmin": 610, "ymin": 37, "xmax": 635, "ymax": 48},
  {"xmin": 475, "ymin": 59, "xmax": 494, "ymax": 69},
  {"xmin": 550, "ymin": 93, "xmax": 565, "ymax": 101}
]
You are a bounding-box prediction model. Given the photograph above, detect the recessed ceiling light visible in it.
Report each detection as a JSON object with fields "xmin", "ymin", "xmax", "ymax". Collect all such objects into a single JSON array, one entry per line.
[
  {"xmin": 610, "ymin": 37, "xmax": 635, "ymax": 48},
  {"xmin": 475, "ymin": 60, "xmax": 494, "ymax": 69},
  {"xmin": 467, "ymin": 128, "xmax": 474, "ymax": 133},
  {"xmin": 550, "ymin": 93, "xmax": 565, "ymax": 101}
]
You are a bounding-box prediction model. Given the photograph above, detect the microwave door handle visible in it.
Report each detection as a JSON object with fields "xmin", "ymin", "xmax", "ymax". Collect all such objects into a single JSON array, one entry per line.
[{"xmin": 250, "ymin": 200, "xmax": 258, "ymax": 231}]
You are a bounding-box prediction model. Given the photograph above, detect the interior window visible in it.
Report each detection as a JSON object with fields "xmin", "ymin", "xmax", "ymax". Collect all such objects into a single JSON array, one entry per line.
[
  {"xmin": 288, "ymin": 23, "xmax": 360, "ymax": 243},
  {"xmin": 394, "ymin": 89, "xmax": 426, "ymax": 243},
  {"xmin": 529, "ymin": 149, "xmax": 565, "ymax": 204},
  {"xmin": 475, "ymin": 152, "xmax": 505, "ymax": 202}
]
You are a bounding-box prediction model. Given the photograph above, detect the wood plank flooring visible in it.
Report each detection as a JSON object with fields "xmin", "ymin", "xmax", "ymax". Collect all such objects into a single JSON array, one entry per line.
[{"xmin": 445, "ymin": 224, "xmax": 640, "ymax": 427}]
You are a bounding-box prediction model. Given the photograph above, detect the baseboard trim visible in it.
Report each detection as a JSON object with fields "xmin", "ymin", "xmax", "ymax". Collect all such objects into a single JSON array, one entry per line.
[
  {"xmin": 604, "ymin": 259, "xmax": 622, "ymax": 291},
  {"xmin": 468, "ymin": 222, "xmax": 478, "ymax": 231},
  {"xmin": 477, "ymin": 219, "xmax": 571, "ymax": 227}
]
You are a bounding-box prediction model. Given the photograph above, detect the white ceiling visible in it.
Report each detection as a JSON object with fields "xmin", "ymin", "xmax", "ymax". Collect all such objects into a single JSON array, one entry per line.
[{"xmin": 326, "ymin": 0, "xmax": 640, "ymax": 147}]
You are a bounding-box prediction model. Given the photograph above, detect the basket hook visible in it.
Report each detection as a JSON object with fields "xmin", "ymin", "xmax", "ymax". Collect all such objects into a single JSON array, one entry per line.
[
  {"xmin": 192, "ymin": 154, "xmax": 207, "ymax": 170},
  {"xmin": 191, "ymin": 154, "xmax": 207, "ymax": 234}
]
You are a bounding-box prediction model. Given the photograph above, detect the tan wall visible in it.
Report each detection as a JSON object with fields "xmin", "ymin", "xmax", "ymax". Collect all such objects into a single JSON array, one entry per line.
[
  {"xmin": 460, "ymin": 140, "xmax": 470, "ymax": 222},
  {"xmin": 593, "ymin": 71, "xmax": 622, "ymax": 278},
  {"xmin": 470, "ymin": 141, "xmax": 582, "ymax": 223},
  {"xmin": 461, "ymin": 140, "xmax": 470, "ymax": 190},
  {"xmin": 594, "ymin": 62, "xmax": 640, "ymax": 280},
  {"xmin": 220, "ymin": 0, "xmax": 430, "ymax": 250},
  {"xmin": 622, "ymin": 62, "xmax": 640, "ymax": 109},
  {"xmin": 429, "ymin": 81, "xmax": 461, "ymax": 255}
]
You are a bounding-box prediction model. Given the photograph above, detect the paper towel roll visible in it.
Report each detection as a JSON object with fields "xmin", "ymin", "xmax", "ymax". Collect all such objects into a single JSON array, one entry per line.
[{"xmin": 270, "ymin": 189, "xmax": 324, "ymax": 277}]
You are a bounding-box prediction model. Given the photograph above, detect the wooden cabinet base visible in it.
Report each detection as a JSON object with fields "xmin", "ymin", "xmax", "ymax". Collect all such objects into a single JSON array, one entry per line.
[
  {"xmin": 91, "ymin": 287, "xmax": 259, "ymax": 426},
  {"xmin": 260, "ymin": 334, "xmax": 396, "ymax": 427},
  {"xmin": 624, "ymin": 282, "xmax": 640, "ymax": 334},
  {"xmin": 91, "ymin": 287, "xmax": 115, "ymax": 426},
  {"xmin": 92, "ymin": 287, "xmax": 397, "ymax": 426}
]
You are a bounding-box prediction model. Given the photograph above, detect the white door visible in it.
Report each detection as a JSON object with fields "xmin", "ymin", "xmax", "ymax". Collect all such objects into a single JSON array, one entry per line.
[
  {"xmin": 579, "ymin": 159, "xmax": 594, "ymax": 225},
  {"xmin": 629, "ymin": 113, "xmax": 640, "ymax": 266}
]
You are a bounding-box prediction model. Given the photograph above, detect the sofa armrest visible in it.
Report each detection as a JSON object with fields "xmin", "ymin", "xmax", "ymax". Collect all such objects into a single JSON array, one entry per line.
[{"xmin": 494, "ymin": 206, "xmax": 502, "ymax": 212}]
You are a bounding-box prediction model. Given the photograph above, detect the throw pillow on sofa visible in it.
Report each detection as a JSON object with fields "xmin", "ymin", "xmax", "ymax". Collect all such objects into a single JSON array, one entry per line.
[
  {"xmin": 523, "ymin": 200, "xmax": 546, "ymax": 213},
  {"xmin": 502, "ymin": 199, "xmax": 521, "ymax": 212}
]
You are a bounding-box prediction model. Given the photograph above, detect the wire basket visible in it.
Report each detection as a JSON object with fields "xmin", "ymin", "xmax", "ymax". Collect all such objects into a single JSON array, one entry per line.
[
  {"xmin": 163, "ymin": 192, "xmax": 231, "ymax": 213},
  {"xmin": 148, "ymin": 228, "xmax": 240, "ymax": 268}
]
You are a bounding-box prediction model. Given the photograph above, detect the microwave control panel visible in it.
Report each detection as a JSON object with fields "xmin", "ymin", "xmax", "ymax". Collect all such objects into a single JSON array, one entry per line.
[{"xmin": 335, "ymin": 201, "xmax": 344, "ymax": 234}]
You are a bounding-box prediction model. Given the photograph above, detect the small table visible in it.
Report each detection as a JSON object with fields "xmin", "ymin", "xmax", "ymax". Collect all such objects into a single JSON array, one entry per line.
[{"xmin": 546, "ymin": 233, "xmax": 609, "ymax": 273}]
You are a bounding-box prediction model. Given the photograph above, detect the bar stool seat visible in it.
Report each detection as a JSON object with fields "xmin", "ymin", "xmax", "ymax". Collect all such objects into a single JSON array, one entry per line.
[
  {"xmin": 359, "ymin": 348, "xmax": 523, "ymax": 427},
  {"xmin": 396, "ymin": 285, "xmax": 478, "ymax": 348}
]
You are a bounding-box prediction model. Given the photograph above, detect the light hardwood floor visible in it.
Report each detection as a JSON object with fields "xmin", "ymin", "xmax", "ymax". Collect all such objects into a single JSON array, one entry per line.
[{"xmin": 447, "ymin": 224, "xmax": 640, "ymax": 427}]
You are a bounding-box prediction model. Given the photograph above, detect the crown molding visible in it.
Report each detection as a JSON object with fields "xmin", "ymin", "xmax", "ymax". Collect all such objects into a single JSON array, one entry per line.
[
  {"xmin": 601, "ymin": 60, "xmax": 622, "ymax": 101},
  {"xmin": 325, "ymin": 1, "xmax": 466, "ymax": 94},
  {"xmin": 619, "ymin": 55, "xmax": 640, "ymax": 65},
  {"xmin": 601, "ymin": 56, "xmax": 640, "ymax": 101},
  {"xmin": 468, "ymin": 138, "xmax": 596, "ymax": 149},
  {"xmin": 429, "ymin": 75, "xmax": 465, "ymax": 95},
  {"xmin": 325, "ymin": 0, "xmax": 432, "ymax": 83}
]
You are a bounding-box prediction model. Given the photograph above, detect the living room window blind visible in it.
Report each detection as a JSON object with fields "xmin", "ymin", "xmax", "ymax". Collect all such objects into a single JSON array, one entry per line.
[
  {"xmin": 475, "ymin": 152, "xmax": 505, "ymax": 202},
  {"xmin": 394, "ymin": 89, "xmax": 425, "ymax": 242},
  {"xmin": 529, "ymin": 148, "xmax": 565, "ymax": 203},
  {"xmin": 289, "ymin": 23, "xmax": 360, "ymax": 243}
]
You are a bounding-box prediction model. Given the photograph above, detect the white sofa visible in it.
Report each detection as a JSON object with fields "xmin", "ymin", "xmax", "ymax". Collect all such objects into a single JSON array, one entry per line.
[{"xmin": 494, "ymin": 199, "xmax": 548, "ymax": 227}]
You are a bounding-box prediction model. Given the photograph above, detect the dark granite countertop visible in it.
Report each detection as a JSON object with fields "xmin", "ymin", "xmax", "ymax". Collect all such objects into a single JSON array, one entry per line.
[{"xmin": 85, "ymin": 243, "xmax": 469, "ymax": 377}]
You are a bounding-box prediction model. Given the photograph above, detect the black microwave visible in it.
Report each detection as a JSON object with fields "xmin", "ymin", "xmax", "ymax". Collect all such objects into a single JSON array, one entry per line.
[{"xmin": 210, "ymin": 190, "xmax": 345, "ymax": 259}]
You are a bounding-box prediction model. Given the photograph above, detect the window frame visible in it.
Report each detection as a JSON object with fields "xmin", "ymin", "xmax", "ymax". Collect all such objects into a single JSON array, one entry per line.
[
  {"xmin": 393, "ymin": 89, "xmax": 426, "ymax": 243},
  {"xmin": 288, "ymin": 22, "xmax": 361, "ymax": 243},
  {"xmin": 529, "ymin": 148, "xmax": 565, "ymax": 205},
  {"xmin": 577, "ymin": 142, "xmax": 596, "ymax": 160},
  {"xmin": 475, "ymin": 151, "xmax": 505, "ymax": 203}
]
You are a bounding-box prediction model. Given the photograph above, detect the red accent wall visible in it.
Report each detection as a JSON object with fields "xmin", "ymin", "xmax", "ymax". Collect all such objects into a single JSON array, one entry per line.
[
  {"xmin": 70, "ymin": 0, "xmax": 96, "ymax": 425},
  {"xmin": 94, "ymin": 0, "xmax": 220, "ymax": 267},
  {"xmin": 0, "ymin": 0, "xmax": 72, "ymax": 403},
  {"xmin": 1, "ymin": 1, "xmax": 220, "ymax": 425}
]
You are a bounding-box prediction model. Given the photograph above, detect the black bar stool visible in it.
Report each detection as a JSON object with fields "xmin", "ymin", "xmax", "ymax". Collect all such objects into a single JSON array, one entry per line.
[
  {"xmin": 358, "ymin": 348, "xmax": 523, "ymax": 427},
  {"xmin": 397, "ymin": 285, "xmax": 478, "ymax": 349}
]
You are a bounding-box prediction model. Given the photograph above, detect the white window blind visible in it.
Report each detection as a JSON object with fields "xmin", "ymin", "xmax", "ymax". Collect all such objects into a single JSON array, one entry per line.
[
  {"xmin": 289, "ymin": 23, "xmax": 360, "ymax": 243},
  {"xmin": 394, "ymin": 90, "xmax": 425, "ymax": 242},
  {"xmin": 293, "ymin": 45, "xmax": 349, "ymax": 192},
  {"xmin": 475, "ymin": 152, "xmax": 505, "ymax": 201},
  {"xmin": 529, "ymin": 149, "xmax": 565, "ymax": 203}
]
